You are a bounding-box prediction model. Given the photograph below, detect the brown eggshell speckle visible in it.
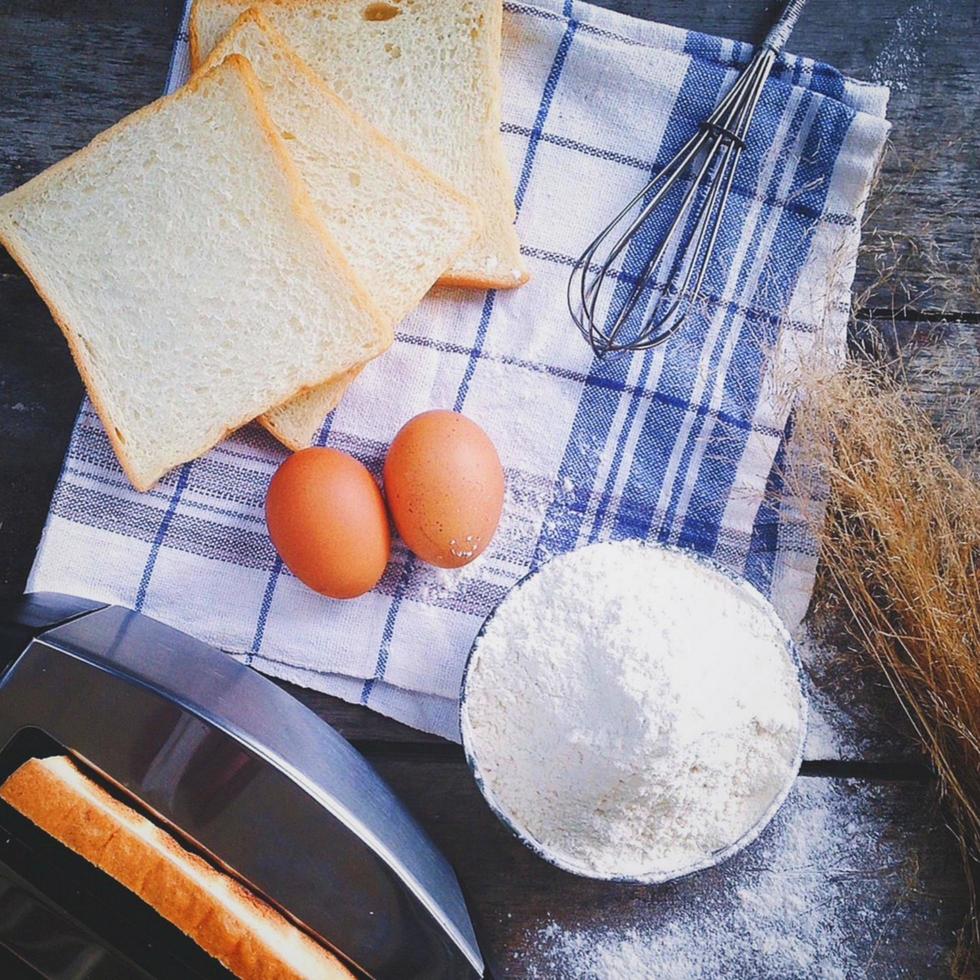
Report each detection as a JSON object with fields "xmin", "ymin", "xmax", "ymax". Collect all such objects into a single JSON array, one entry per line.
[
  {"xmin": 266, "ymin": 447, "xmax": 390, "ymax": 599},
  {"xmin": 383, "ymin": 410, "xmax": 505, "ymax": 568}
]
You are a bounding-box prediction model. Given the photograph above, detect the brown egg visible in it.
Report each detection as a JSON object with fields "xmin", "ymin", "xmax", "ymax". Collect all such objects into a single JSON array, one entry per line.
[
  {"xmin": 266, "ymin": 447, "xmax": 390, "ymax": 599},
  {"xmin": 383, "ymin": 410, "xmax": 505, "ymax": 568}
]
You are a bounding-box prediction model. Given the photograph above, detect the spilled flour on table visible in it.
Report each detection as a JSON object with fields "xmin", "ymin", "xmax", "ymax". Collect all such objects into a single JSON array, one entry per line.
[
  {"xmin": 868, "ymin": 0, "xmax": 940, "ymax": 92},
  {"xmin": 520, "ymin": 778, "xmax": 953, "ymax": 978},
  {"xmin": 796, "ymin": 627, "xmax": 872, "ymax": 760}
]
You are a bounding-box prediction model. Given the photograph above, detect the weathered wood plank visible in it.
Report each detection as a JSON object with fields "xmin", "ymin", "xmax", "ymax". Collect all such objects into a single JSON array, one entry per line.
[
  {"xmin": 0, "ymin": 1, "xmax": 184, "ymax": 191},
  {"xmin": 283, "ymin": 683, "xmax": 447, "ymax": 743},
  {"xmin": 796, "ymin": 630, "xmax": 920, "ymax": 764},
  {"xmin": 0, "ymin": 268, "xmax": 84, "ymax": 591},
  {"xmin": 366, "ymin": 758, "xmax": 967, "ymax": 978},
  {"xmin": 856, "ymin": 318, "xmax": 980, "ymax": 472}
]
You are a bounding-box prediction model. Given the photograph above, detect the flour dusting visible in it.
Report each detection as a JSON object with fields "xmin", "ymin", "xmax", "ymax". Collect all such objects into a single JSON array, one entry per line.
[
  {"xmin": 797, "ymin": 627, "xmax": 863, "ymax": 759},
  {"xmin": 462, "ymin": 541, "xmax": 805, "ymax": 878},
  {"xmin": 519, "ymin": 778, "xmax": 954, "ymax": 978},
  {"xmin": 868, "ymin": 0, "xmax": 939, "ymax": 92}
]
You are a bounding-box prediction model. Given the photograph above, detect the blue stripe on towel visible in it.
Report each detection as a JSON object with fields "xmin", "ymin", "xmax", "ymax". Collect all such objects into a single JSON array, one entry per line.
[
  {"xmin": 247, "ymin": 556, "xmax": 284, "ymax": 665},
  {"xmin": 657, "ymin": 89, "xmax": 817, "ymax": 548},
  {"xmin": 535, "ymin": 40, "xmax": 729, "ymax": 562},
  {"xmin": 673, "ymin": 91, "xmax": 843, "ymax": 556},
  {"xmin": 134, "ymin": 462, "xmax": 193, "ymax": 612}
]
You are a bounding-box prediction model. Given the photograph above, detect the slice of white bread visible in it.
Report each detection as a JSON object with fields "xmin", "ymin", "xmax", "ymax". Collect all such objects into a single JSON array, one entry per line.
[
  {"xmin": 200, "ymin": 10, "xmax": 481, "ymax": 449},
  {"xmin": 0, "ymin": 755, "xmax": 353, "ymax": 979},
  {"xmin": 0, "ymin": 55, "xmax": 390, "ymax": 490},
  {"xmin": 190, "ymin": 0, "xmax": 529, "ymax": 291}
]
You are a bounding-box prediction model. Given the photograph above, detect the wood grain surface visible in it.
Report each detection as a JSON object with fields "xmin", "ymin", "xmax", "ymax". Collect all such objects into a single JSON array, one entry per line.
[{"xmin": 0, "ymin": 0, "xmax": 977, "ymax": 975}]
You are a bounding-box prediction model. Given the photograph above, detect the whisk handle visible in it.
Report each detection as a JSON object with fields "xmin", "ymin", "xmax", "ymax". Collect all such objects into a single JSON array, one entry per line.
[{"xmin": 761, "ymin": 0, "xmax": 807, "ymax": 55}]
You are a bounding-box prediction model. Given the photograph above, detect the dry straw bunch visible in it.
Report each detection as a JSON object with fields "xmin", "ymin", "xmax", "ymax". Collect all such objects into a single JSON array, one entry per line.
[{"xmin": 795, "ymin": 363, "xmax": 980, "ymax": 975}]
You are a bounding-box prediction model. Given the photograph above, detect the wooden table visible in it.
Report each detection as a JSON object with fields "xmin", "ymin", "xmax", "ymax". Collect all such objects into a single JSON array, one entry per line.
[{"xmin": 1, "ymin": 1, "xmax": 977, "ymax": 975}]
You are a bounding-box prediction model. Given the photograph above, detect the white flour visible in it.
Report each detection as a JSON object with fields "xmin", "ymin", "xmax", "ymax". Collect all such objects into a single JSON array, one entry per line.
[
  {"xmin": 519, "ymin": 777, "xmax": 952, "ymax": 979},
  {"xmin": 461, "ymin": 541, "xmax": 805, "ymax": 878},
  {"xmin": 867, "ymin": 0, "xmax": 939, "ymax": 92}
]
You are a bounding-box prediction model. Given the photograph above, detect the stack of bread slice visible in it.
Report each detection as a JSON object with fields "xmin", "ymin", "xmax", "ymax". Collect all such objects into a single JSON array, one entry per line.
[{"xmin": 0, "ymin": 0, "xmax": 526, "ymax": 490}]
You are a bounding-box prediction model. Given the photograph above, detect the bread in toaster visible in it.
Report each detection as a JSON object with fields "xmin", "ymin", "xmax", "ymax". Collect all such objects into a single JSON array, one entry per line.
[
  {"xmin": 0, "ymin": 755, "xmax": 354, "ymax": 979},
  {"xmin": 199, "ymin": 9, "xmax": 481, "ymax": 449},
  {"xmin": 190, "ymin": 0, "xmax": 529, "ymax": 290},
  {"xmin": 0, "ymin": 55, "xmax": 389, "ymax": 490}
]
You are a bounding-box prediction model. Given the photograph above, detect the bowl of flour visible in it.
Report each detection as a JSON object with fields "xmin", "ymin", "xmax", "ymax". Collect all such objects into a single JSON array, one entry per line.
[{"xmin": 459, "ymin": 540, "xmax": 807, "ymax": 882}]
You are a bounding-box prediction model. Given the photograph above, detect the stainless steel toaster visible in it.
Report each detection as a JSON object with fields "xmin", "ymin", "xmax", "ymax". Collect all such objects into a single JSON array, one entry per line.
[{"xmin": 0, "ymin": 592, "xmax": 484, "ymax": 979}]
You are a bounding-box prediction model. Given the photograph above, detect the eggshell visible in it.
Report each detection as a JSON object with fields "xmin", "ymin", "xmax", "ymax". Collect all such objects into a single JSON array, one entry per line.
[
  {"xmin": 383, "ymin": 410, "xmax": 505, "ymax": 568},
  {"xmin": 266, "ymin": 447, "xmax": 390, "ymax": 599}
]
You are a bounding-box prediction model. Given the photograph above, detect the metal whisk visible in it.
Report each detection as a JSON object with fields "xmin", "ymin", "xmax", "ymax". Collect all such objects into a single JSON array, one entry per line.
[{"xmin": 568, "ymin": 0, "xmax": 808, "ymax": 357}]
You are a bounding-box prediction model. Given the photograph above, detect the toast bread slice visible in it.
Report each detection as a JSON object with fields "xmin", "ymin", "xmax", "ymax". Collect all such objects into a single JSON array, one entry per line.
[
  {"xmin": 191, "ymin": 0, "xmax": 529, "ymax": 290},
  {"xmin": 0, "ymin": 755, "xmax": 354, "ymax": 979},
  {"xmin": 0, "ymin": 56, "xmax": 390, "ymax": 488}
]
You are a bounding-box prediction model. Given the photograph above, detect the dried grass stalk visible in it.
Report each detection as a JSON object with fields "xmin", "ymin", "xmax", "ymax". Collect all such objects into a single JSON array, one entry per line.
[{"xmin": 795, "ymin": 364, "xmax": 980, "ymax": 976}]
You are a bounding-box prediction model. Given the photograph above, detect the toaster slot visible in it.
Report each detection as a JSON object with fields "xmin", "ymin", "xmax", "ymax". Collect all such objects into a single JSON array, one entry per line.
[{"xmin": 0, "ymin": 733, "xmax": 234, "ymax": 979}]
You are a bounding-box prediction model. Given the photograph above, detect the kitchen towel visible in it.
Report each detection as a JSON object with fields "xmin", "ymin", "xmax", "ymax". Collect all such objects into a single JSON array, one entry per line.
[{"xmin": 28, "ymin": 0, "xmax": 890, "ymax": 740}]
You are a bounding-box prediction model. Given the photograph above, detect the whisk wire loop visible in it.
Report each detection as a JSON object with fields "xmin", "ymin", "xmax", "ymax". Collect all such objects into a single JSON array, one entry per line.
[{"xmin": 568, "ymin": 0, "xmax": 806, "ymax": 358}]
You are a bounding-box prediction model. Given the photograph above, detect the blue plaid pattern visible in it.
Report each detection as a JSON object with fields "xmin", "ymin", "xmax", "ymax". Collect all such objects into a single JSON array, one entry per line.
[{"xmin": 28, "ymin": 0, "xmax": 889, "ymax": 739}]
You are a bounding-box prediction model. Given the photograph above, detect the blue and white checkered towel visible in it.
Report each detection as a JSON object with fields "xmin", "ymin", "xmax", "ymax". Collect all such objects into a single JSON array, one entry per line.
[{"xmin": 28, "ymin": 0, "xmax": 889, "ymax": 739}]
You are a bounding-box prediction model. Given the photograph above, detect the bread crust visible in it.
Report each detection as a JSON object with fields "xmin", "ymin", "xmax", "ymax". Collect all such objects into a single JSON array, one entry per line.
[
  {"xmin": 0, "ymin": 55, "xmax": 391, "ymax": 490},
  {"xmin": 0, "ymin": 756, "xmax": 354, "ymax": 979},
  {"xmin": 259, "ymin": 363, "xmax": 363, "ymax": 450},
  {"xmin": 437, "ymin": 267, "xmax": 530, "ymax": 290},
  {"xmin": 189, "ymin": 0, "xmax": 529, "ymax": 291}
]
